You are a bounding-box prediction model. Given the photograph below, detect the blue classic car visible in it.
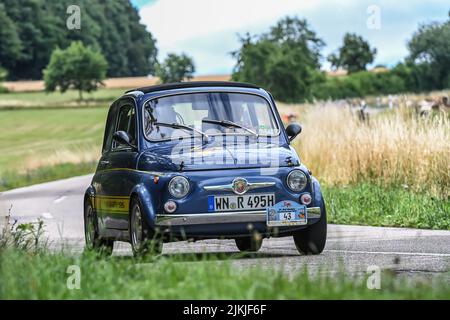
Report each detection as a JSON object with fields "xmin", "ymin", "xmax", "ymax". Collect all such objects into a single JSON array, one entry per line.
[{"xmin": 84, "ymin": 81, "xmax": 327, "ymax": 256}]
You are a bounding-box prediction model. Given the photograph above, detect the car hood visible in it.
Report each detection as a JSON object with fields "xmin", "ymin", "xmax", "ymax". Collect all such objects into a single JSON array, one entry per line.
[{"xmin": 138, "ymin": 140, "xmax": 299, "ymax": 171}]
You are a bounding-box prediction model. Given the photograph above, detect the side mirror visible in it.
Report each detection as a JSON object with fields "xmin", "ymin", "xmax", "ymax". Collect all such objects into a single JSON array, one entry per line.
[
  {"xmin": 285, "ymin": 123, "xmax": 302, "ymax": 141},
  {"xmin": 113, "ymin": 131, "xmax": 136, "ymax": 149}
]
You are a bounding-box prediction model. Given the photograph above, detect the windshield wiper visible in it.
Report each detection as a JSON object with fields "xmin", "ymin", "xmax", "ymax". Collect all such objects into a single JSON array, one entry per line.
[
  {"xmin": 202, "ymin": 119, "xmax": 259, "ymax": 138},
  {"xmin": 153, "ymin": 122, "xmax": 209, "ymax": 143}
]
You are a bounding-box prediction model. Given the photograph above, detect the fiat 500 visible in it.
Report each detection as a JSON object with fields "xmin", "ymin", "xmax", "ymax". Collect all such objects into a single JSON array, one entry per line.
[{"xmin": 84, "ymin": 81, "xmax": 327, "ymax": 256}]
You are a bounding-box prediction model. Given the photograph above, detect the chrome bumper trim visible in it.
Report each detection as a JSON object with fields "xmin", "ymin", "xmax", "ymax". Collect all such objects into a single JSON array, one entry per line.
[
  {"xmin": 156, "ymin": 207, "xmax": 321, "ymax": 227},
  {"xmin": 203, "ymin": 181, "xmax": 275, "ymax": 193}
]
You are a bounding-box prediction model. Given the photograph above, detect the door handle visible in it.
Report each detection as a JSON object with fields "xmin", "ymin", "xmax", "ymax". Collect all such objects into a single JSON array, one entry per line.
[{"xmin": 100, "ymin": 160, "xmax": 110, "ymax": 165}]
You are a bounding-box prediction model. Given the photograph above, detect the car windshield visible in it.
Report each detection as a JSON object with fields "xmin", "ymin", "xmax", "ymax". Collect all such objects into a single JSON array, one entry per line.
[{"xmin": 143, "ymin": 92, "xmax": 279, "ymax": 141}]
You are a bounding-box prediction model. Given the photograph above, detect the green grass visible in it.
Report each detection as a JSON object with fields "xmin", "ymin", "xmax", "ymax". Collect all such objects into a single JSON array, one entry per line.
[
  {"xmin": 0, "ymin": 162, "xmax": 97, "ymax": 191},
  {"xmin": 0, "ymin": 249, "xmax": 448, "ymax": 299},
  {"xmin": 0, "ymin": 88, "xmax": 125, "ymax": 108},
  {"xmin": 0, "ymin": 107, "xmax": 106, "ymax": 173},
  {"xmin": 324, "ymin": 183, "xmax": 450, "ymax": 230}
]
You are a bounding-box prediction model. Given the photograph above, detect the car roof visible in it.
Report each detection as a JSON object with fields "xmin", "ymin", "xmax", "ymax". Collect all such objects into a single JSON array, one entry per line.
[{"xmin": 125, "ymin": 81, "xmax": 261, "ymax": 94}]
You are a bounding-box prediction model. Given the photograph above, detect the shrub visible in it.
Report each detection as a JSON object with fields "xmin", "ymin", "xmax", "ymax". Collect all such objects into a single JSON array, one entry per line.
[
  {"xmin": 43, "ymin": 42, "xmax": 108, "ymax": 100},
  {"xmin": 156, "ymin": 53, "xmax": 195, "ymax": 83}
]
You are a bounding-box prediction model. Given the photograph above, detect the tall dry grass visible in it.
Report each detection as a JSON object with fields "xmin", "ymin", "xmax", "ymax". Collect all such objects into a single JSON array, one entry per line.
[
  {"xmin": 20, "ymin": 147, "xmax": 100, "ymax": 173},
  {"xmin": 289, "ymin": 103, "xmax": 450, "ymax": 197}
]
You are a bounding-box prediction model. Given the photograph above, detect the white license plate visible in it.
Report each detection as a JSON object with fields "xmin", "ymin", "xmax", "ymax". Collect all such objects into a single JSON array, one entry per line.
[
  {"xmin": 266, "ymin": 200, "xmax": 307, "ymax": 226},
  {"xmin": 208, "ymin": 194, "xmax": 275, "ymax": 212}
]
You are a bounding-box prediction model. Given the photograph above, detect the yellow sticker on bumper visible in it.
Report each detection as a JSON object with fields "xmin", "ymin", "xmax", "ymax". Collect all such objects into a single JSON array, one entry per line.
[{"xmin": 93, "ymin": 196, "xmax": 130, "ymax": 214}]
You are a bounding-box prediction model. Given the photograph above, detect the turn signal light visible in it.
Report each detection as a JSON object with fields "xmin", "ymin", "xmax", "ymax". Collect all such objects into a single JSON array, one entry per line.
[
  {"xmin": 164, "ymin": 201, "xmax": 177, "ymax": 213},
  {"xmin": 300, "ymin": 193, "xmax": 312, "ymax": 205}
]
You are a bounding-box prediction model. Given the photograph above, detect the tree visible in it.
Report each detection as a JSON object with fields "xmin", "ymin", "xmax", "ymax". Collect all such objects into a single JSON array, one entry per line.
[
  {"xmin": 156, "ymin": 53, "xmax": 195, "ymax": 83},
  {"xmin": 407, "ymin": 17, "xmax": 450, "ymax": 90},
  {"xmin": 0, "ymin": 67, "xmax": 7, "ymax": 93},
  {"xmin": 43, "ymin": 42, "xmax": 108, "ymax": 100},
  {"xmin": 0, "ymin": 0, "xmax": 157, "ymax": 79},
  {"xmin": 328, "ymin": 33, "xmax": 377, "ymax": 73},
  {"xmin": 0, "ymin": 3, "xmax": 22, "ymax": 72},
  {"xmin": 232, "ymin": 16, "xmax": 325, "ymax": 102},
  {"xmin": 0, "ymin": 68, "xmax": 6, "ymax": 82}
]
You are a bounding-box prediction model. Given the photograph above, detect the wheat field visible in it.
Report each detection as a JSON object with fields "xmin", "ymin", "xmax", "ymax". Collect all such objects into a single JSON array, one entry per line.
[{"xmin": 287, "ymin": 102, "xmax": 450, "ymax": 197}]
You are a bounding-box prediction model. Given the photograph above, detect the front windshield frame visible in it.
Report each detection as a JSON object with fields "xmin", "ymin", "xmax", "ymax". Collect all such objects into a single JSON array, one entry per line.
[{"xmin": 141, "ymin": 91, "xmax": 282, "ymax": 142}]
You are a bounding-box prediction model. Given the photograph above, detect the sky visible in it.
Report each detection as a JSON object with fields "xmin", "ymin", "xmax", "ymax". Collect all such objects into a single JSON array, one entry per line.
[{"xmin": 132, "ymin": 0, "xmax": 449, "ymax": 75}]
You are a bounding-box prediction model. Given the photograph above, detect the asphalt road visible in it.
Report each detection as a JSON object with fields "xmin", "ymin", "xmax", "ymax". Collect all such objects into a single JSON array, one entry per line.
[{"xmin": 1, "ymin": 175, "xmax": 449, "ymax": 279}]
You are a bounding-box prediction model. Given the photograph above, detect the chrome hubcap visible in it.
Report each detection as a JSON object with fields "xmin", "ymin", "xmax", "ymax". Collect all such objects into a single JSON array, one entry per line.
[
  {"xmin": 131, "ymin": 204, "xmax": 143, "ymax": 250},
  {"xmin": 85, "ymin": 205, "xmax": 95, "ymax": 247}
]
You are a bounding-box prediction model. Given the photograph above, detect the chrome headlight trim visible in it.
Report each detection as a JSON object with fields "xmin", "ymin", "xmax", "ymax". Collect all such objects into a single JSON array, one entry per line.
[
  {"xmin": 286, "ymin": 170, "xmax": 308, "ymax": 192},
  {"xmin": 168, "ymin": 176, "xmax": 190, "ymax": 198}
]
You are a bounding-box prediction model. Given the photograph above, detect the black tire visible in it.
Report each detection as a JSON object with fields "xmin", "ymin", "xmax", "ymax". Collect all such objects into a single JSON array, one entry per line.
[
  {"xmin": 129, "ymin": 197, "xmax": 163, "ymax": 257},
  {"xmin": 293, "ymin": 197, "xmax": 327, "ymax": 255},
  {"xmin": 84, "ymin": 199, "xmax": 114, "ymax": 256},
  {"xmin": 235, "ymin": 233, "xmax": 263, "ymax": 252}
]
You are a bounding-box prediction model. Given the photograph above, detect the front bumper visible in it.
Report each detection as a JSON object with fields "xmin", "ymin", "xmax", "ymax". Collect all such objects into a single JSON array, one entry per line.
[{"xmin": 155, "ymin": 206, "xmax": 321, "ymax": 227}]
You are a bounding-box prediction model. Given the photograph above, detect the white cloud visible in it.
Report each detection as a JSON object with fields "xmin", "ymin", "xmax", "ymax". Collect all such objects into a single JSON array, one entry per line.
[
  {"xmin": 139, "ymin": 0, "xmax": 321, "ymax": 46},
  {"xmin": 138, "ymin": 0, "xmax": 450, "ymax": 74},
  {"xmin": 139, "ymin": 0, "xmax": 340, "ymax": 73}
]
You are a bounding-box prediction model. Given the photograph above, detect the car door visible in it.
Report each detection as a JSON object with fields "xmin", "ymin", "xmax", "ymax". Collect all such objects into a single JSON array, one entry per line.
[{"xmin": 97, "ymin": 99, "xmax": 139, "ymax": 231}]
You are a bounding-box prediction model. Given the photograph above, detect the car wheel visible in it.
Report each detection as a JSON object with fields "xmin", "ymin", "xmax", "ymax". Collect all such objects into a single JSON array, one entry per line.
[
  {"xmin": 235, "ymin": 234, "xmax": 263, "ymax": 252},
  {"xmin": 84, "ymin": 200, "xmax": 114, "ymax": 256},
  {"xmin": 293, "ymin": 197, "xmax": 327, "ymax": 255},
  {"xmin": 129, "ymin": 197, "xmax": 163, "ymax": 257}
]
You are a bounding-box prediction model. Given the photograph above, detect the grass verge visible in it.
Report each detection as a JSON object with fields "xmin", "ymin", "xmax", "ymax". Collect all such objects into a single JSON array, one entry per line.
[
  {"xmin": 0, "ymin": 107, "xmax": 105, "ymax": 173},
  {"xmin": 0, "ymin": 249, "xmax": 448, "ymax": 299},
  {"xmin": 0, "ymin": 88, "xmax": 124, "ymax": 108},
  {"xmin": 0, "ymin": 162, "xmax": 97, "ymax": 191},
  {"xmin": 324, "ymin": 183, "xmax": 450, "ymax": 230}
]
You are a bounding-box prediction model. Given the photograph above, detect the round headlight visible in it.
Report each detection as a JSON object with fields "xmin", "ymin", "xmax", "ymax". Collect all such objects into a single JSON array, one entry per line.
[
  {"xmin": 287, "ymin": 170, "xmax": 307, "ymax": 192},
  {"xmin": 168, "ymin": 176, "xmax": 190, "ymax": 198}
]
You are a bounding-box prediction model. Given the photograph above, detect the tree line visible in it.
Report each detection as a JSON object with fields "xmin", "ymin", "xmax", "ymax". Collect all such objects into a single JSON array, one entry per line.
[
  {"xmin": 232, "ymin": 13, "xmax": 450, "ymax": 102},
  {"xmin": 0, "ymin": 0, "xmax": 157, "ymax": 80},
  {"xmin": 0, "ymin": 0, "xmax": 196, "ymax": 98}
]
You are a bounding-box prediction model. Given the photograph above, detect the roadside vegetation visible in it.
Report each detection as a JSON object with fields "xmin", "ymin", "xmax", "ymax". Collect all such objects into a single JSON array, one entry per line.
[
  {"xmin": 1, "ymin": 206, "xmax": 448, "ymax": 300},
  {"xmin": 0, "ymin": 220, "xmax": 448, "ymax": 300},
  {"xmin": 324, "ymin": 183, "xmax": 449, "ymax": 230},
  {"xmin": 0, "ymin": 162, "xmax": 97, "ymax": 191},
  {"xmin": 291, "ymin": 101, "xmax": 449, "ymax": 230},
  {"xmin": 294, "ymin": 104, "xmax": 450, "ymax": 199},
  {"xmin": 2, "ymin": 248, "xmax": 450, "ymax": 299},
  {"xmin": 0, "ymin": 107, "xmax": 105, "ymax": 190}
]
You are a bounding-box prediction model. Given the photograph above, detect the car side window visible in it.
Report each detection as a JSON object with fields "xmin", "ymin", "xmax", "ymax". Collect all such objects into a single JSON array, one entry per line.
[
  {"xmin": 102, "ymin": 105, "xmax": 117, "ymax": 154},
  {"xmin": 113, "ymin": 104, "xmax": 136, "ymax": 150}
]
